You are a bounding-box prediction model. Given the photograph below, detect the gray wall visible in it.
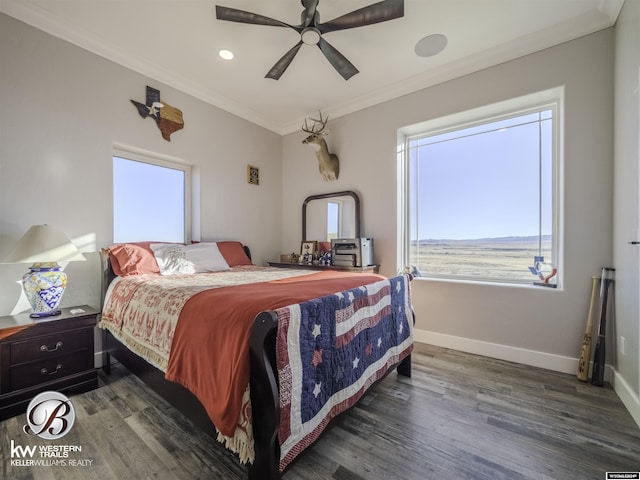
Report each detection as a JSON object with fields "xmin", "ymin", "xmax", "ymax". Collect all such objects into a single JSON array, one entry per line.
[
  {"xmin": 282, "ymin": 29, "xmax": 615, "ymax": 377},
  {"xmin": 612, "ymin": 0, "xmax": 640, "ymax": 424},
  {"xmin": 0, "ymin": 14, "xmax": 283, "ymax": 315}
]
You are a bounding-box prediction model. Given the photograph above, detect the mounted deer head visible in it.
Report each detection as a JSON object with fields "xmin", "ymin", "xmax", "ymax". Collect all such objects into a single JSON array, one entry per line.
[{"xmin": 302, "ymin": 111, "xmax": 340, "ymax": 181}]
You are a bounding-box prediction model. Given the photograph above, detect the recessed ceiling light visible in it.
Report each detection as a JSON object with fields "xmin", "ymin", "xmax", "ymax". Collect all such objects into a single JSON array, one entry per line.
[
  {"xmin": 415, "ymin": 34, "xmax": 448, "ymax": 58},
  {"xmin": 219, "ymin": 49, "xmax": 234, "ymax": 60}
]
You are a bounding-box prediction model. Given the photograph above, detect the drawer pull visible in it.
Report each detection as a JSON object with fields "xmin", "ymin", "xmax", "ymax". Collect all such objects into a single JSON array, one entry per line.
[
  {"xmin": 40, "ymin": 364, "xmax": 63, "ymax": 376},
  {"xmin": 40, "ymin": 341, "xmax": 63, "ymax": 352}
]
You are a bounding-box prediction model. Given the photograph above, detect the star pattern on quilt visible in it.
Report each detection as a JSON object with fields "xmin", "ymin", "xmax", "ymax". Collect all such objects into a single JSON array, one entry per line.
[
  {"xmin": 377, "ymin": 337, "xmax": 382, "ymax": 348},
  {"xmin": 348, "ymin": 291, "xmax": 355, "ymax": 302},
  {"xmin": 312, "ymin": 323, "xmax": 321, "ymax": 338},
  {"xmin": 365, "ymin": 342, "xmax": 373, "ymax": 356},
  {"xmin": 312, "ymin": 348, "xmax": 323, "ymax": 367},
  {"xmin": 399, "ymin": 323, "xmax": 404, "ymax": 334},
  {"xmin": 352, "ymin": 356, "xmax": 360, "ymax": 369},
  {"xmin": 313, "ymin": 382, "xmax": 322, "ymax": 398}
]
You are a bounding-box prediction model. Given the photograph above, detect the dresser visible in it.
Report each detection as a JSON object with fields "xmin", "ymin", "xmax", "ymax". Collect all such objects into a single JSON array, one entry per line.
[
  {"xmin": 268, "ymin": 261, "xmax": 380, "ymax": 273},
  {"xmin": 0, "ymin": 305, "xmax": 99, "ymax": 420}
]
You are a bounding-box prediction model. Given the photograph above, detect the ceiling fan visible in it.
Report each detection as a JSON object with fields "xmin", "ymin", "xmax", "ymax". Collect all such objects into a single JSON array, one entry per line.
[{"xmin": 215, "ymin": 0, "xmax": 404, "ymax": 80}]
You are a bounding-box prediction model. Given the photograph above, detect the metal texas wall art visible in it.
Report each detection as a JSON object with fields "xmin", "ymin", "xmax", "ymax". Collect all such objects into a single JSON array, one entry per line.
[{"xmin": 131, "ymin": 86, "xmax": 184, "ymax": 141}]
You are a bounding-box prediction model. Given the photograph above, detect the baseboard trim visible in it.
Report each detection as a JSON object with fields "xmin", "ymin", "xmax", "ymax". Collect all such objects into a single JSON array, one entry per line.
[
  {"xmin": 413, "ymin": 328, "xmax": 595, "ymax": 377},
  {"xmin": 612, "ymin": 369, "xmax": 640, "ymax": 428}
]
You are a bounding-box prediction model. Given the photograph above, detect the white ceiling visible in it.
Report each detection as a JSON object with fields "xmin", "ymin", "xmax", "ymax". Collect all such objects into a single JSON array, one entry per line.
[{"xmin": 1, "ymin": 0, "xmax": 623, "ymax": 135}]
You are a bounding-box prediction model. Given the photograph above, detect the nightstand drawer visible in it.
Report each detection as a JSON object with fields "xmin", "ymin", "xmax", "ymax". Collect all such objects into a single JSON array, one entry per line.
[
  {"xmin": 0, "ymin": 306, "xmax": 99, "ymax": 420},
  {"xmin": 9, "ymin": 350, "xmax": 92, "ymax": 390},
  {"xmin": 9, "ymin": 328, "xmax": 92, "ymax": 366}
]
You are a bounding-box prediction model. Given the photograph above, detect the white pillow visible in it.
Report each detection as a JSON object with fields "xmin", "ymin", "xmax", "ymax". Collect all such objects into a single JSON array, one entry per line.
[{"xmin": 150, "ymin": 242, "xmax": 230, "ymax": 275}]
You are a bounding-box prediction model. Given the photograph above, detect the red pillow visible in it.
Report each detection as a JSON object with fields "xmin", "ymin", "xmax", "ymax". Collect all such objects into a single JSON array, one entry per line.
[
  {"xmin": 216, "ymin": 241, "xmax": 253, "ymax": 266},
  {"xmin": 108, "ymin": 242, "xmax": 161, "ymax": 276}
]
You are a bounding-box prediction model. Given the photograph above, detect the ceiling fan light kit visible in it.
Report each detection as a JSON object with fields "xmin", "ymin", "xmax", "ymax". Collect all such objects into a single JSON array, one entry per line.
[{"xmin": 215, "ymin": 0, "xmax": 404, "ymax": 80}]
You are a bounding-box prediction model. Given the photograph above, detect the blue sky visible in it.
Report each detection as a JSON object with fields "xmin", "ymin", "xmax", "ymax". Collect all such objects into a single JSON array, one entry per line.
[
  {"xmin": 113, "ymin": 157, "xmax": 185, "ymax": 243},
  {"xmin": 409, "ymin": 111, "xmax": 552, "ymax": 240}
]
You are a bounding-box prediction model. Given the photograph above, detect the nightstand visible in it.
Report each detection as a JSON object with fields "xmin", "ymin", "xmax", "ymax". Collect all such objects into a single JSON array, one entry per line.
[{"xmin": 0, "ymin": 305, "xmax": 99, "ymax": 420}]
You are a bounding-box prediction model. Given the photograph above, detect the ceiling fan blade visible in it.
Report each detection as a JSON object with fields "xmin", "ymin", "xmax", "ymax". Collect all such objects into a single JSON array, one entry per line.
[
  {"xmin": 317, "ymin": 0, "xmax": 404, "ymax": 34},
  {"xmin": 216, "ymin": 5, "xmax": 295, "ymax": 29},
  {"xmin": 265, "ymin": 41, "xmax": 304, "ymax": 80},
  {"xmin": 317, "ymin": 37, "xmax": 359, "ymax": 80}
]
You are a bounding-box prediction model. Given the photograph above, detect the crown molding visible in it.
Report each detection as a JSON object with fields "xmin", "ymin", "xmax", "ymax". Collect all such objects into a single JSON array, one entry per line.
[
  {"xmin": 2, "ymin": 0, "xmax": 622, "ymax": 137},
  {"xmin": 281, "ymin": 2, "xmax": 620, "ymax": 135},
  {"xmin": 0, "ymin": 0, "xmax": 279, "ymax": 133},
  {"xmin": 598, "ymin": 0, "xmax": 625, "ymax": 22}
]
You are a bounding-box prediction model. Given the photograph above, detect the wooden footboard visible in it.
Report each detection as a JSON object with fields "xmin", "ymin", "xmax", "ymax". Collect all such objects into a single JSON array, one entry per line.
[
  {"xmin": 247, "ymin": 310, "xmax": 412, "ymax": 480},
  {"xmin": 248, "ymin": 311, "xmax": 281, "ymax": 480}
]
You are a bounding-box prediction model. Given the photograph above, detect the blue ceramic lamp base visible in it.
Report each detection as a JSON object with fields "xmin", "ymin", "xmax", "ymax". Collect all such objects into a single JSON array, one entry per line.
[{"xmin": 22, "ymin": 263, "xmax": 67, "ymax": 318}]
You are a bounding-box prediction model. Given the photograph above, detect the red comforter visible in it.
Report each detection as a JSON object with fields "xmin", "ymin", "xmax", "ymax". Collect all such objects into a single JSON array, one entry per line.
[{"xmin": 164, "ymin": 270, "xmax": 384, "ymax": 437}]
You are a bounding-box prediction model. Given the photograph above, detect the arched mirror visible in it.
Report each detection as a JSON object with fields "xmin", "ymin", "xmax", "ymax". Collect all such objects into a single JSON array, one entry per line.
[{"xmin": 303, "ymin": 191, "xmax": 360, "ymax": 242}]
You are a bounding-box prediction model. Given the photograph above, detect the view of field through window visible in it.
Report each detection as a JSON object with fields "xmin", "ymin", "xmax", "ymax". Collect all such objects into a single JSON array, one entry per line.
[
  {"xmin": 407, "ymin": 108, "xmax": 555, "ymax": 283},
  {"xmin": 409, "ymin": 236, "xmax": 552, "ymax": 282}
]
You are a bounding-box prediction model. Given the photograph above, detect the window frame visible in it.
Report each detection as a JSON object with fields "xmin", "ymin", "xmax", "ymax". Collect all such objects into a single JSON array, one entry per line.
[
  {"xmin": 398, "ymin": 88, "xmax": 563, "ymax": 286},
  {"xmin": 112, "ymin": 147, "xmax": 192, "ymax": 244}
]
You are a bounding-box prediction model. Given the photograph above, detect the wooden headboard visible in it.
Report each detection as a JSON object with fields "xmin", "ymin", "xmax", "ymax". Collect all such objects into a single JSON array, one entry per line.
[
  {"xmin": 99, "ymin": 245, "xmax": 252, "ymax": 308},
  {"xmin": 99, "ymin": 249, "xmax": 116, "ymax": 309}
]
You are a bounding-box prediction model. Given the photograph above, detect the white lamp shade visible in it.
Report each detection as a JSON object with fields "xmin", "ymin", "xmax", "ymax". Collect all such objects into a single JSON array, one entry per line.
[{"xmin": 2, "ymin": 225, "xmax": 86, "ymax": 264}]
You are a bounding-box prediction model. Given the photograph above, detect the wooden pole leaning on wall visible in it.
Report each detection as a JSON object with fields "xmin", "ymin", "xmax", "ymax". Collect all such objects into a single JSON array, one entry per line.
[{"xmin": 577, "ymin": 275, "xmax": 600, "ymax": 382}]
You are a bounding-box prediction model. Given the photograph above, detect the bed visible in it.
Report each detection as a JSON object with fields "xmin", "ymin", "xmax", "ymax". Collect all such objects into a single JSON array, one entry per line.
[{"xmin": 99, "ymin": 241, "xmax": 414, "ymax": 479}]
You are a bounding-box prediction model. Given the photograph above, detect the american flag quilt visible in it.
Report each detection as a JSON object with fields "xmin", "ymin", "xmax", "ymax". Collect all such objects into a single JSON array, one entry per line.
[{"xmin": 275, "ymin": 274, "xmax": 414, "ymax": 471}]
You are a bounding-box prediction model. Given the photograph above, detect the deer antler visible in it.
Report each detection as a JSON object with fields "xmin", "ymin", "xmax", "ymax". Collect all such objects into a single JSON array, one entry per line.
[{"xmin": 301, "ymin": 110, "xmax": 329, "ymax": 134}]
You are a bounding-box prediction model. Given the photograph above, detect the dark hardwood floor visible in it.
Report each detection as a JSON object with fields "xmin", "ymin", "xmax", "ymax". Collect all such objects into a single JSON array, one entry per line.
[{"xmin": 2, "ymin": 343, "xmax": 639, "ymax": 480}]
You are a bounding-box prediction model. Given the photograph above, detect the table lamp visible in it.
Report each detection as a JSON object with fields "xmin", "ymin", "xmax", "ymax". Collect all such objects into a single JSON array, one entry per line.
[{"xmin": 2, "ymin": 225, "xmax": 86, "ymax": 318}]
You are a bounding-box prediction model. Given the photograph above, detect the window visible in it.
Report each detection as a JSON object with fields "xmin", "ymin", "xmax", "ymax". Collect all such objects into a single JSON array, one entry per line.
[
  {"xmin": 400, "ymin": 90, "xmax": 561, "ymax": 284},
  {"xmin": 327, "ymin": 201, "xmax": 340, "ymax": 241},
  {"xmin": 113, "ymin": 150, "xmax": 190, "ymax": 243}
]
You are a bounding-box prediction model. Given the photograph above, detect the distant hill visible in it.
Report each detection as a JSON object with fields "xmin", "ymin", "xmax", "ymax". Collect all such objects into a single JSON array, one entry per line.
[{"xmin": 413, "ymin": 234, "xmax": 552, "ymax": 245}]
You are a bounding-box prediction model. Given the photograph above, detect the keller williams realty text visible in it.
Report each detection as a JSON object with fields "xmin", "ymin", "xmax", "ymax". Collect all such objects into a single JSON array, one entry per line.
[
  {"xmin": 10, "ymin": 440, "xmax": 93, "ymax": 466},
  {"xmin": 11, "ymin": 441, "xmax": 81, "ymax": 458},
  {"xmin": 11, "ymin": 459, "xmax": 94, "ymax": 467}
]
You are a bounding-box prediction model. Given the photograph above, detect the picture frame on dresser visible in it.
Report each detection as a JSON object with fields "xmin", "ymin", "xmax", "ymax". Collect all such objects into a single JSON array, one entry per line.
[{"xmin": 300, "ymin": 240, "xmax": 316, "ymax": 258}]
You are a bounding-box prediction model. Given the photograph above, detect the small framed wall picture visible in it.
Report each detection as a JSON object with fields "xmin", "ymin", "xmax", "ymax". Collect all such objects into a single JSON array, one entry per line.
[{"xmin": 247, "ymin": 165, "xmax": 260, "ymax": 185}]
